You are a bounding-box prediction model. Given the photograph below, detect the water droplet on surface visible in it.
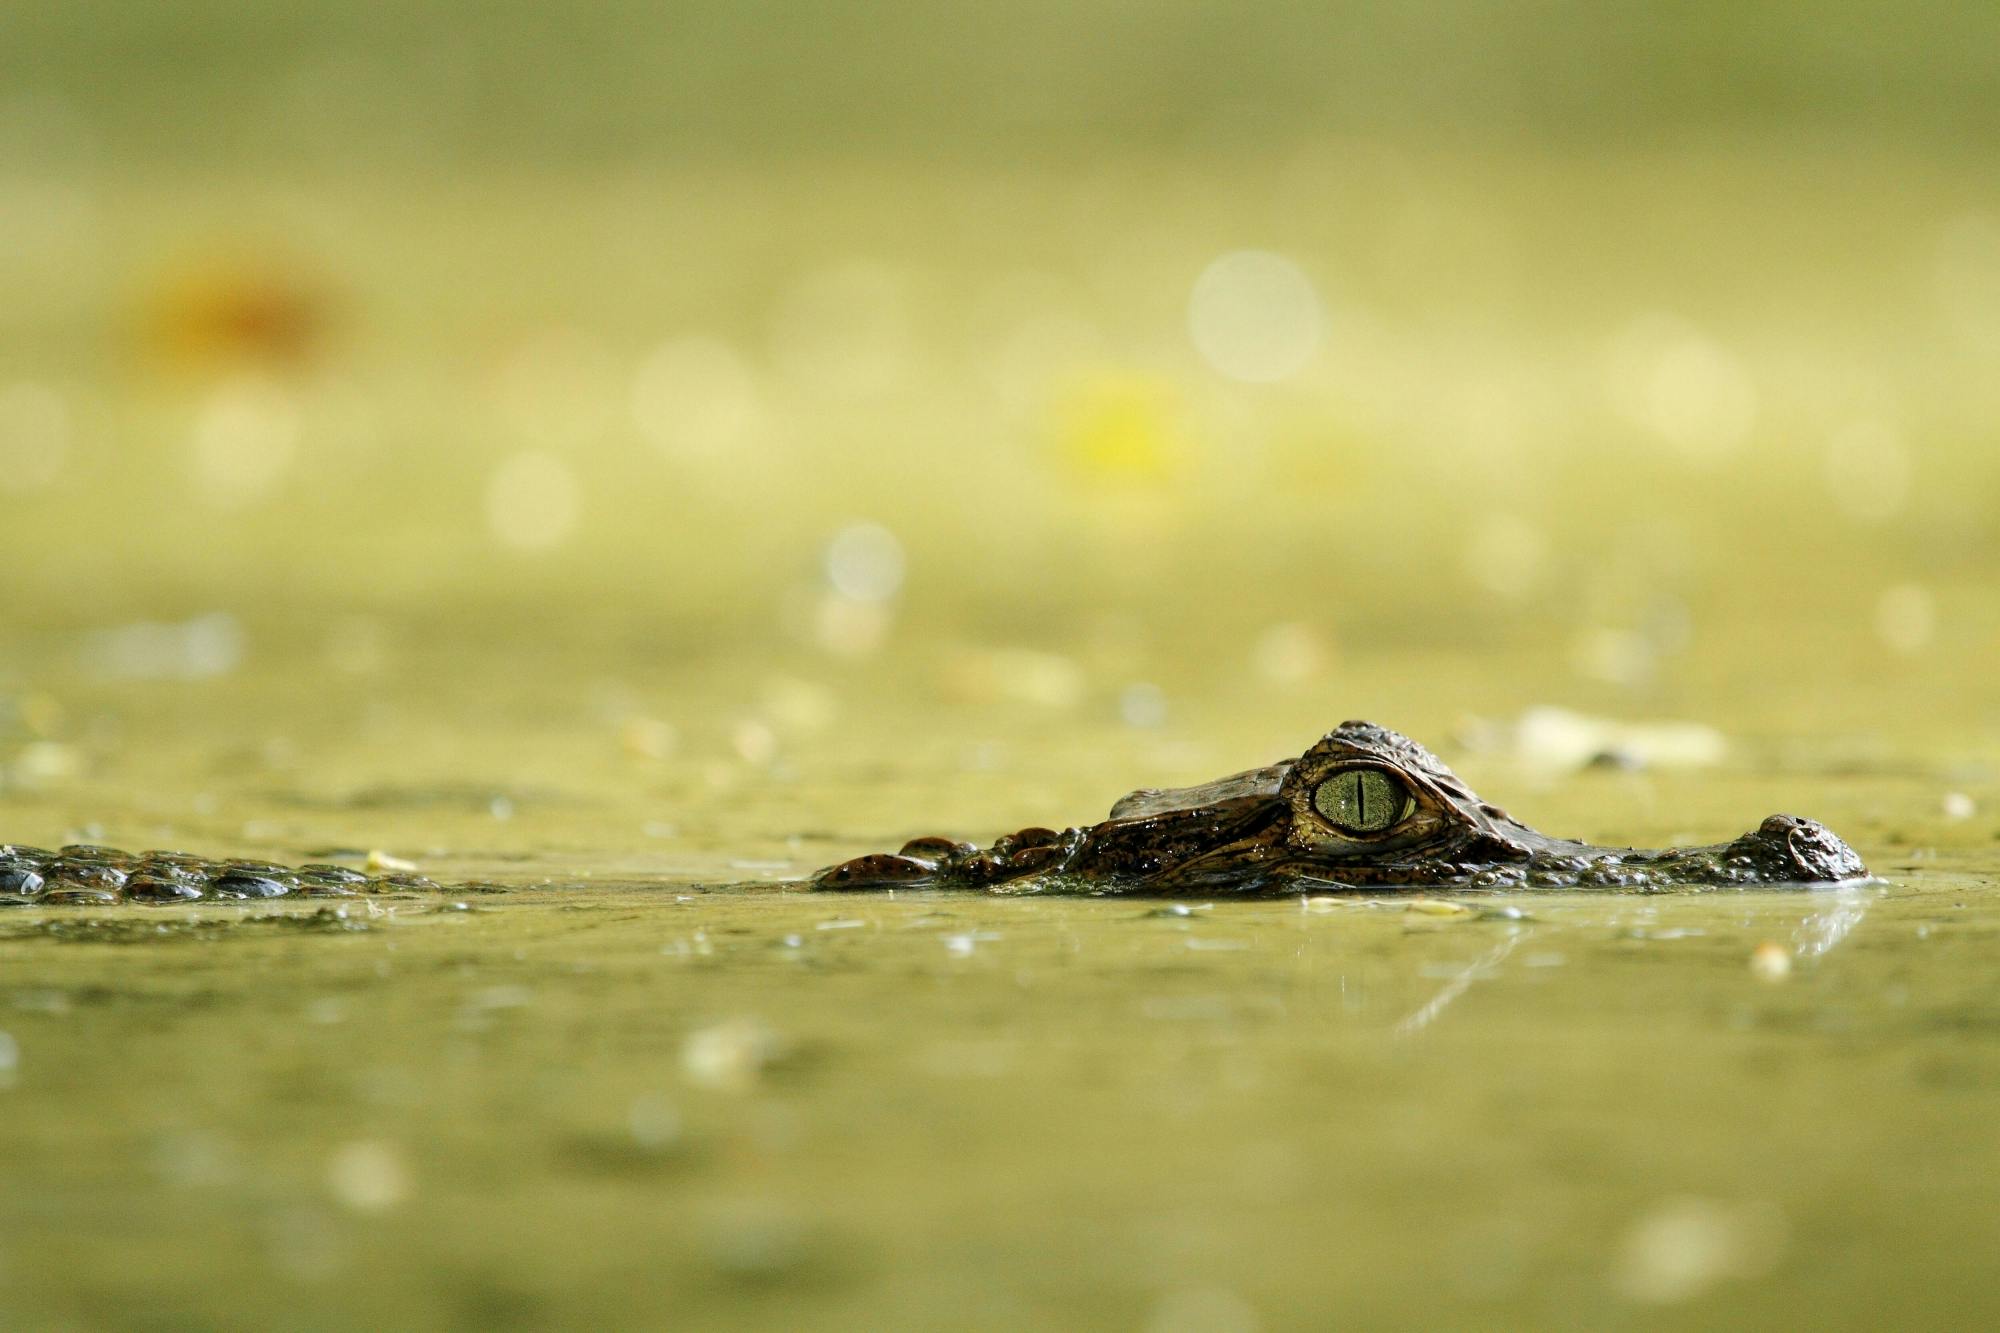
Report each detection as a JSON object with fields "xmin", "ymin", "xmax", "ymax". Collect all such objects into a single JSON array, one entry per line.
[
  {"xmin": 1119, "ymin": 682, "xmax": 1168, "ymax": 728},
  {"xmin": 1603, "ymin": 314, "xmax": 1757, "ymax": 464},
  {"xmin": 1823, "ymin": 420, "xmax": 1911, "ymax": 524},
  {"xmin": 485, "ymin": 450, "xmax": 581, "ymax": 551},
  {"xmin": 326, "ymin": 1141, "xmax": 410, "ymax": 1213},
  {"xmin": 627, "ymin": 1093, "xmax": 683, "ymax": 1150},
  {"xmin": 1875, "ymin": 584, "xmax": 1935, "ymax": 656},
  {"xmin": 1188, "ymin": 250, "xmax": 1322, "ymax": 383},
  {"xmin": 191, "ymin": 377, "xmax": 298, "ymax": 506},
  {"xmin": 0, "ymin": 382, "xmax": 70, "ymax": 492},
  {"xmin": 823, "ymin": 522, "xmax": 905, "ymax": 603},
  {"xmin": 630, "ymin": 335, "xmax": 762, "ymax": 458}
]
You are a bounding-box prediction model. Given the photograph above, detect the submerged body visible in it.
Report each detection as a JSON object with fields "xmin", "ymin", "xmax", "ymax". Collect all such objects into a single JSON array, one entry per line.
[
  {"xmin": 814, "ymin": 720, "xmax": 1867, "ymax": 895},
  {"xmin": 0, "ymin": 846, "xmax": 440, "ymax": 906}
]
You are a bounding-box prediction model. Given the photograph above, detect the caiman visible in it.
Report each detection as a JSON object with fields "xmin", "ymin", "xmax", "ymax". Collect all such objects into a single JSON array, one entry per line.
[
  {"xmin": 811, "ymin": 720, "xmax": 1867, "ymax": 895},
  {"xmin": 0, "ymin": 721, "xmax": 1865, "ymax": 905}
]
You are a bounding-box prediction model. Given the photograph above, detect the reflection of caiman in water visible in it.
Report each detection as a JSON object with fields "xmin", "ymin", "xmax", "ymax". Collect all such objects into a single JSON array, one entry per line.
[
  {"xmin": 0, "ymin": 721, "xmax": 1866, "ymax": 905},
  {"xmin": 814, "ymin": 720, "xmax": 1867, "ymax": 895}
]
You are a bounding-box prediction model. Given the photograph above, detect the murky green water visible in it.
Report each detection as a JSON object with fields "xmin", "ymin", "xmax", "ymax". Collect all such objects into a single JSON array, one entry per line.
[
  {"xmin": 6, "ymin": 49, "xmax": 2000, "ymax": 1317},
  {"xmin": 2, "ymin": 620, "xmax": 1997, "ymax": 1330}
]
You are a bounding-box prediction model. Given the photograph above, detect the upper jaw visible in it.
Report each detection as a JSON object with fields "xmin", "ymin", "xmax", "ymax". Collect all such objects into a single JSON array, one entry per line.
[{"xmin": 1517, "ymin": 814, "xmax": 1868, "ymax": 889}]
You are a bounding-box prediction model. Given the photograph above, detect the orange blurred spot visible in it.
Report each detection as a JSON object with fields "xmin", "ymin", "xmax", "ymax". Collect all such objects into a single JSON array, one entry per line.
[{"xmin": 142, "ymin": 254, "xmax": 330, "ymax": 372}]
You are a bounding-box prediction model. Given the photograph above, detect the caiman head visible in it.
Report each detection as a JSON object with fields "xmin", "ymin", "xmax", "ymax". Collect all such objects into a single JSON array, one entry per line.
[{"xmin": 812, "ymin": 719, "xmax": 1867, "ymax": 895}]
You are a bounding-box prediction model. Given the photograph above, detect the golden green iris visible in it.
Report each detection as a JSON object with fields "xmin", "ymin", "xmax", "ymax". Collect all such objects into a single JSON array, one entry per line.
[{"xmin": 1313, "ymin": 768, "xmax": 1411, "ymax": 834}]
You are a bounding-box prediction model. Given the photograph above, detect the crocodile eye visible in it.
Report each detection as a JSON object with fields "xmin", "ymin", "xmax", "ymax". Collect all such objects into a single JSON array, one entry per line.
[{"xmin": 1312, "ymin": 768, "xmax": 1412, "ymax": 835}]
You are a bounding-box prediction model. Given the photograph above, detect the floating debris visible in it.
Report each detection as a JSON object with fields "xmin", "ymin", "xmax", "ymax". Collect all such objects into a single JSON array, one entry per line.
[
  {"xmin": 325, "ymin": 1141, "xmax": 410, "ymax": 1213},
  {"xmin": 1476, "ymin": 905, "xmax": 1531, "ymax": 921},
  {"xmin": 942, "ymin": 931, "xmax": 1002, "ymax": 957},
  {"xmin": 1612, "ymin": 1196, "xmax": 1788, "ymax": 1303},
  {"xmin": 364, "ymin": 849, "xmax": 418, "ymax": 874},
  {"xmin": 620, "ymin": 716, "xmax": 679, "ymax": 761},
  {"xmin": 1942, "ymin": 792, "xmax": 1976, "ymax": 821},
  {"xmin": 627, "ymin": 1093, "xmax": 683, "ymax": 1151},
  {"xmin": 681, "ymin": 1018, "xmax": 781, "ymax": 1093},
  {"xmin": 1407, "ymin": 899, "xmax": 1472, "ymax": 917},
  {"xmin": 940, "ymin": 647, "xmax": 1086, "ymax": 709},
  {"xmin": 80, "ymin": 612, "xmax": 244, "ymax": 682},
  {"xmin": 1749, "ymin": 941, "xmax": 1792, "ymax": 982},
  {"xmin": 1458, "ymin": 706, "xmax": 1726, "ymax": 775}
]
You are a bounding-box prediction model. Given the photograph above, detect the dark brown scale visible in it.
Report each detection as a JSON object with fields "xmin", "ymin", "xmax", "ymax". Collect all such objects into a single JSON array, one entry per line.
[
  {"xmin": 296, "ymin": 865, "xmax": 368, "ymax": 898},
  {"xmin": 125, "ymin": 873, "xmax": 205, "ymax": 903},
  {"xmin": 898, "ymin": 836, "xmax": 970, "ymax": 861},
  {"xmin": 370, "ymin": 873, "xmax": 441, "ymax": 892},
  {"xmin": 208, "ymin": 872, "xmax": 292, "ymax": 899},
  {"xmin": 42, "ymin": 859, "xmax": 128, "ymax": 905},
  {"xmin": 1004, "ymin": 843, "xmax": 1064, "ymax": 875},
  {"xmin": 59, "ymin": 844, "xmax": 138, "ymax": 867}
]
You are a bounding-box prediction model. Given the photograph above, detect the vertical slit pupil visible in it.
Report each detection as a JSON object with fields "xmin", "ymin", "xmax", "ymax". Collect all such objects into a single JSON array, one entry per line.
[{"xmin": 1315, "ymin": 769, "xmax": 1404, "ymax": 833}]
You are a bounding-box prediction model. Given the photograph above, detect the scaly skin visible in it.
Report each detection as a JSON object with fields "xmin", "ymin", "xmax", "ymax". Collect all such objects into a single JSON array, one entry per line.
[
  {"xmin": 812, "ymin": 720, "xmax": 1868, "ymax": 895},
  {"xmin": 0, "ymin": 844, "xmax": 440, "ymax": 906},
  {"xmin": 0, "ymin": 720, "xmax": 1867, "ymax": 905}
]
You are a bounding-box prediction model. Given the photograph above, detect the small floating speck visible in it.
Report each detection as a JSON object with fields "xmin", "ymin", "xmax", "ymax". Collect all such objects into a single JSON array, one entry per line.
[
  {"xmin": 1301, "ymin": 895, "xmax": 1353, "ymax": 913},
  {"xmin": 1185, "ymin": 937, "xmax": 1249, "ymax": 951},
  {"xmin": 364, "ymin": 849, "xmax": 417, "ymax": 874},
  {"xmin": 1749, "ymin": 941, "xmax": 1792, "ymax": 982},
  {"xmin": 1942, "ymin": 792, "xmax": 1976, "ymax": 821},
  {"xmin": 326, "ymin": 1141, "xmax": 410, "ymax": 1213},
  {"xmin": 681, "ymin": 1018, "xmax": 780, "ymax": 1093},
  {"xmin": 1407, "ymin": 899, "xmax": 1471, "ymax": 916},
  {"xmin": 815, "ymin": 918, "xmax": 867, "ymax": 931}
]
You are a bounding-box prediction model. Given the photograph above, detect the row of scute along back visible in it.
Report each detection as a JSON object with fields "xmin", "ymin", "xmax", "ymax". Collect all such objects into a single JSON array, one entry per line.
[{"xmin": 0, "ymin": 843, "xmax": 445, "ymax": 906}]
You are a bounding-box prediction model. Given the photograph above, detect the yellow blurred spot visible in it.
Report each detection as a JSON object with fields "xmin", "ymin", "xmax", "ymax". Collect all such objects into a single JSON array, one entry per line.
[
  {"xmin": 1252, "ymin": 621, "xmax": 1335, "ymax": 686},
  {"xmin": 620, "ymin": 716, "xmax": 680, "ymax": 762},
  {"xmin": 485, "ymin": 451, "xmax": 581, "ymax": 552},
  {"xmin": 364, "ymin": 849, "xmax": 417, "ymax": 874},
  {"xmin": 941, "ymin": 647, "xmax": 1086, "ymax": 709},
  {"xmin": 1054, "ymin": 375, "xmax": 1183, "ymax": 484},
  {"xmin": 1875, "ymin": 584, "xmax": 1935, "ymax": 656}
]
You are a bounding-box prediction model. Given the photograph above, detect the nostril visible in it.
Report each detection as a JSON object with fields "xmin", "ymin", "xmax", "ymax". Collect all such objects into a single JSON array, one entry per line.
[{"xmin": 1778, "ymin": 817, "xmax": 1867, "ymax": 882}]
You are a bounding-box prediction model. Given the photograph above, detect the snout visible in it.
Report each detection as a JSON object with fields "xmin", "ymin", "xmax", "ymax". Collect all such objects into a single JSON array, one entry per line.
[{"xmin": 1738, "ymin": 814, "xmax": 1868, "ymax": 883}]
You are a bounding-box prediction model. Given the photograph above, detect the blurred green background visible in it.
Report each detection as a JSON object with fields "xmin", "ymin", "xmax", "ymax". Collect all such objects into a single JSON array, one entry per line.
[{"xmin": 1, "ymin": 1, "xmax": 1997, "ymax": 745}]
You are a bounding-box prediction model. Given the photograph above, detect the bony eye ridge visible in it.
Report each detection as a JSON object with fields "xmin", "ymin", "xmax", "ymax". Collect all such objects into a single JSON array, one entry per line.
[{"xmin": 1312, "ymin": 768, "xmax": 1412, "ymax": 834}]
